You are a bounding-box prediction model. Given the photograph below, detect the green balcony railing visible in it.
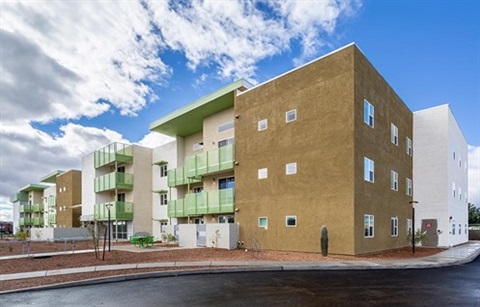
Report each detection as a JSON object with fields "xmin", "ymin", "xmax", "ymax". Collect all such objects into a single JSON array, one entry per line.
[
  {"xmin": 168, "ymin": 144, "xmax": 235, "ymax": 187},
  {"xmin": 10, "ymin": 192, "xmax": 28, "ymax": 202},
  {"xmin": 47, "ymin": 195, "xmax": 56, "ymax": 208},
  {"xmin": 48, "ymin": 214, "xmax": 56, "ymax": 225},
  {"xmin": 168, "ymin": 188, "xmax": 235, "ymax": 218},
  {"xmin": 94, "ymin": 142, "xmax": 134, "ymax": 169},
  {"xmin": 19, "ymin": 218, "xmax": 33, "ymax": 226},
  {"xmin": 94, "ymin": 201, "xmax": 134, "ymax": 221},
  {"xmin": 94, "ymin": 172, "xmax": 134, "ymax": 192},
  {"xmin": 33, "ymin": 217, "xmax": 44, "ymax": 226},
  {"xmin": 32, "ymin": 203, "xmax": 44, "ymax": 212},
  {"xmin": 19, "ymin": 204, "xmax": 32, "ymax": 213}
]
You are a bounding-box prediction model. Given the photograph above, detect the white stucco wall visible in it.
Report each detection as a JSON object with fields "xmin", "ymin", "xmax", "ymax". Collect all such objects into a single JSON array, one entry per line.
[
  {"xmin": 413, "ymin": 104, "xmax": 468, "ymax": 247},
  {"xmin": 80, "ymin": 152, "xmax": 95, "ymax": 221}
]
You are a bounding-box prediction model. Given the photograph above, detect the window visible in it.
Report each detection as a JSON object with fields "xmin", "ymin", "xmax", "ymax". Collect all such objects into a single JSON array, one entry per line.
[
  {"xmin": 258, "ymin": 217, "xmax": 268, "ymax": 228},
  {"xmin": 258, "ymin": 168, "xmax": 268, "ymax": 180},
  {"xmin": 193, "ymin": 142, "xmax": 204, "ymax": 151},
  {"xmin": 452, "ymin": 182, "xmax": 456, "ymax": 198},
  {"xmin": 117, "ymin": 193, "xmax": 125, "ymax": 202},
  {"xmin": 391, "ymin": 123, "xmax": 398, "ymax": 145},
  {"xmin": 406, "ymin": 178, "xmax": 413, "ymax": 196},
  {"xmin": 159, "ymin": 164, "xmax": 168, "ymax": 177},
  {"xmin": 364, "ymin": 214, "xmax": 374, "ymax": 238},
  {"xmin": 407, "ymin": 219, "xmax": 412, "ymax": 235},
  {"xmin": 390, "ymin": 217, "xmax": 398, "ymax": 237},
  {"xmin": 117, "ymin": 166, "xmax": 125, "ymax": 173},
  {"xmin": 364, "ymin": 100, "xmax": 374, "ymax": 127},
  {"xmin": 391, "ymin": 171, "xmax": 398, "ymax": 191},
  {"xmin": 459, "ymin": 155, "xmax": 462, "ymax": 167},
  {"xmin": 160, "ymin": 193, "xmax": 168, "ymax": 206},
  {"xmin": 459, "ymin": 187, "xmax": 462, "ymax": 200},
  {"xmin": 112, "ymin": 221, "xmax": 127, "ymax": 239},
  {"xmin": 286, "ymin": 216, "xmax": 297, "ymax": 227},
  {"xmin": 219, "ymin": 177, "xmax": 235, "ymax": 190},
  {"xmin": 406, "ymin": 137, "xmax": 412, "ymax": 156},
  {"xmin": 459, "ymin": 224, "xmax": 461, "ymax": 235},
  {"xmin": 218, "ymin": 121, "xmax": 234, "ymax": 133},
  {"xmin": 286, "ymin": 162, "xmax": 297, "ymax": 175},
  {"xmin": 218, "ymin": 138, "xmax": 234, "ymax": 148},
  {"xmin": 193, "ymin": 186, "xmax": 204, "ymax": 193},
  {"xmin": 465, "ymin": 224, "xmax": 468, "ymax": 234},
  {"xmin": 452, "ymin": 223, "xmax": 456, "ymax": 235},
  {"xmin": 218, "ymin": 215, "xmax": 234, "ymax": 223},
  {"xmin": 258, "ymin": 119, "xmax": 268, "ymax": 131},
  {"xmin": 364, "ymin": 157, "xmax": 374, "ymax": 182},
  {"xmin": 286, "ymin": 109, "xmax": 297, "ymax": 123}
]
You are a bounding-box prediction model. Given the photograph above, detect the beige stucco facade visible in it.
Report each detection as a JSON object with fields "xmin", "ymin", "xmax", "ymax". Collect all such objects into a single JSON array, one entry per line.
[{"xmin": 56, "ymin": 170, "xmax": 82, "ymax": 228}]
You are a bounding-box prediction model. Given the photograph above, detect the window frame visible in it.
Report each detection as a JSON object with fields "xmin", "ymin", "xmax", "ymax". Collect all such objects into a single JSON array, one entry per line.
[
  {"xmin": 364, "ymin": 100, "xmax": 374, "ymax": 128},
  {"xmin": 406, "ymin": 178, "xmax": 413, "ymax": 196},
  {"xmin": 285, "ymin": 215, "xmax": 297, "ymax": 227},
  {"xmin": 407, "ymin": 219, "xmax": 412, "ymax": 236},
  {"xmin": 258, "ymin": 217, "xmax": 268, "ymax": 229},
  {"xmin": 391, "ymin": 123, "xmax": 399, "ymax": 145},
  {"xmin": 390, "ymin": 216, "xmax": 399, "ymax": 237},
  {"xmin": 258, "ymin": 168, "xmax": 268, "ymax": 180},
  {"xmin": 159, "ymin": 164, "xmax": 168, "ymax": 177},
  {"xmin": 391, "ymin": 170, "xmax": 398, "ymax": 191},
  {"xmin": 406, "ymin": 137, "xmax": 413, "ymax": 156},
  {"xmin": 286, "ymin": 162, "xmax": 297, "ymax": 175},
  {"xmin": 258, "ymin": 119, "xmax": 268, "ymax": 131},
  {"xmin": 364, "ymin": 214, "xmax": 374, "ymax": 238},
  {"xmin": 285, "ymin": 109, "xmax": 297, "ymax": 123},
  {"xmin": 364, "ymin": 157, "xmax": 374, "ymax": 183},
  {"xmin": 218, "ymin": 121, "xmax": 234, "ymax": 133},
  {"xmin": 160, "ymin": 193, "xmax": 168, "ymax": 206}
]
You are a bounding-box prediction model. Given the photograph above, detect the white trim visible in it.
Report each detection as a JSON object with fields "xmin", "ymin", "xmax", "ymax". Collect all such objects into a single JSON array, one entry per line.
[
  {"xmin": 285, "ymin": 215, "xmax": 297, "ymax": 227},
  {"xmin": 258, "ymin": 168, "xmax": 268, "ymax": 180},
  {"xmin": 258, "ymin": 217, "xmax": 268, "ymax": 229},
  {"xmin": 286, "ymin": 109, "xmax": 297, "ymax": 123},
  {"xmin": 258, "ymin": 119, "xmax": 268, "ymax": 131}
]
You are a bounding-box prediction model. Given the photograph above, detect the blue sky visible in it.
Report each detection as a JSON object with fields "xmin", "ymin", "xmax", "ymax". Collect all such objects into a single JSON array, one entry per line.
[{"xmin": 1, "ymin": 0, "xmax": 479, "ymax": 221}]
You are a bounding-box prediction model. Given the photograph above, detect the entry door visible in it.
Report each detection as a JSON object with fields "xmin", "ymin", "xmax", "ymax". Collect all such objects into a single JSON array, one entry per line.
[
  {"xmin": 197, "ymin": 224, "xmax": 206, "ymax": 246},
  {"xmin": 421, "ymin": 219, "xmax": 438, "ymax": 246}
]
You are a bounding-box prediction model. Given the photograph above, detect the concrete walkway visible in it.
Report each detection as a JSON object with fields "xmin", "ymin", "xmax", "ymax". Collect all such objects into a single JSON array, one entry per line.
[{"xmin": 1, "ymin": 241, "xmax": 479, "ymax": 284}]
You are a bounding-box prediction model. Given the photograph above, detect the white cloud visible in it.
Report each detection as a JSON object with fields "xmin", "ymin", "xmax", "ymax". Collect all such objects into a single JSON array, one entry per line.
[
  {"xmin": 0, "ymin": 197, "xmax": 13, "ymax": 222},
  {"xmin": 137, "ymin": 132, "xmax": 175, "ymax": 149},
  {"xmin": 468, "ymin": 145, "xmax": 480, "ymax": 207}
]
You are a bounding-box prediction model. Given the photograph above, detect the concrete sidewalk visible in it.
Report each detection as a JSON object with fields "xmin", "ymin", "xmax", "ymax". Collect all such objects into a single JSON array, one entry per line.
[{"xmin": 1, "ymin": 241, "xmax": 479, "ymax": 285}]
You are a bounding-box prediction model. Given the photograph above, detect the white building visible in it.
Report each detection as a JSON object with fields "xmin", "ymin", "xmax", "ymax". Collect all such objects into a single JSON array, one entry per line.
[{"xmin": 413, "ymin": 104, "xmax": 469, "ymax": 247}]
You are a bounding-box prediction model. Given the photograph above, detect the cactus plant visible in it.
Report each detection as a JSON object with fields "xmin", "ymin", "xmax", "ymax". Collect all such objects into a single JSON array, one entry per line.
[{"xmin": 321, "ymin": 226, "xmax": 328, "ymax": 257}]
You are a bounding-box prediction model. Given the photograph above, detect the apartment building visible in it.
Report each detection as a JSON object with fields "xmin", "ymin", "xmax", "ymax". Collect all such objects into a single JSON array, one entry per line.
[
  {"xmin": 413, "ymin": 104, "xmax": 469, "ymax": 247},
  {"xmin": 81, "ymin": 143, "xmax": 153, "ymax": 239},
  {"xmin": 41, "ymin": 170, "xmax": 82, "ymax": 228},
  {"xmin": 10, "ymin": 184, "xmax": 48, "ymax": 233},
  {"xmin": 150, "ymin": 43, "xmax": 415, "ymax": 255}
]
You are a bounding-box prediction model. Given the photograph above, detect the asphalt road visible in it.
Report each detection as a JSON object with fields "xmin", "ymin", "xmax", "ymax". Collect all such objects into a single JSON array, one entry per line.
[{"xmin": 2, "ymin": 257, "xmax": 479, "ymax": 306}]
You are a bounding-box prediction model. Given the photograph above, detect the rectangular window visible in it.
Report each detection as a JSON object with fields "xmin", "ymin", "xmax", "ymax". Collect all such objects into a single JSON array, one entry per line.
[
  {"xmin": 193, "ymin": 142, "xmax": 204, "ymax": 151},
  {"xmin": 364, "ymin": 157, "xmax": 374, "ymax": 182},
  {"xmin": 160, "ymin": 193, "xmax": 168, "ymax": 206},
  {"xmin": 465, "ymin": 224, "xmax": 467, "ymax": 234},
  {"xmin": 452, "ymin": 181, "xmax": 456, "ymax": 198},
  {"xmin": 159, "ymin": 164, "xmax": 168, "ymax": 177},
  {"xmin": 364, "ymin": 214, "xmax": 374, "ymax": 238},
  {"xmin": 286, "ymin": 162, "xmax": 297, "ymax": 175},
  {"xmin": 459, "ymin": 155, "xmax": 462, "ymax": 167},
  {"xmin": 406, "ymin": 178, "xmax": 413, "ymax": 196},
  {"xmin": 286, "ymin": 216, "xmax": 297, "ymax": 227},
  {"xmin": 286, "ymin": 109, "xmax": 297, "ymax": 123},
  {"xmin": 117, "ymin": 166, "xmax": 125, "ymax": 173},
  {"xmin": 452, "ymin": 223, "xmax": 456, "ymax": 235},
  {"xmin": 117, "ymin": 193, "xmax": 125, "ymax": 202},
  {"xmin": 218, "ymin": 121, "xmax": 234, "ymax": 133},
  {"xmin": 219, "ymin": 177, "xmax": 235, "ymax": 190},
  {"xmin": 258, "ymin": 119, "xmax": 268, "ymax": 131},
  {"xmin": 391, "ymin": 171, "xmax": 398, "ymax": 191},
  {"xmin": 193, "ymin": 186, "xmax": 204, "ymax": 193},
  {"xmin": 218, "ymin": 138, "xmax": 234, "ymax": 148},
  {"xmin": 407, "ymin": 219, "xmax": 412, "ymax": 235},
  {"xmin": 391, "ymin": 123, "xmax": 398, "ymax": 145},
  {"xmin": 258, "ymin": 217, "xmax": 268, "ymax": 228},
  {"xmin": 364, "ymin": 100, "xmax": 374, "ymax": 127},
  {"xmin": 459, "ymin": 187, "xmax": 462, "ymax": 200},
  {"xmin": 390, "ymin": 217, "xmax": 398, "ymax": 237},
  {"xmin": 258, "ymin": 168, "xmax": 268, "ymax": 180},
  {"xmin": 459, "ymin": 224, "xmax": 461, "ymax": 235},
  {"xmin": 112, "ymin": 221, "xmax": 127, "ymax": 239},
  {"xmin": 218, "ymin": 215, "xmax": 234, "ymax": 223},
  {"xmin": 406, "ymin": 137, "xmax": 412, "ymax": 156}
]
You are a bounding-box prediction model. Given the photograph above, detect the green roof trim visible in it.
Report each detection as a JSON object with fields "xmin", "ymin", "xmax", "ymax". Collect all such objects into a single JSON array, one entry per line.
[
  {"xmin": 40, "ymin": 170, "xmax": 65, "ymax": 183},
  {"xmin": 152, "ymin": 160, "xmax": 168, "ymax": 166},
  {"xmin": 19, "ymin": 183, "xmax": 50, "ymax": 192},
  {"xmin": 149, "ymin": 79, "xmax": 251, "ymax": 137},
  {"xmin": 153, "ymin": 189, "xmax": 168, "ymax": 194}
]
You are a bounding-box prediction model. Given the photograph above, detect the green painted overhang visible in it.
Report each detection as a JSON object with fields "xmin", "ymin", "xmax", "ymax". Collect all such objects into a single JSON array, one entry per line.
[
  {"xmin": 149, "ymin": 79, "xmax": 252, "ymax": 137},
  {"xmin": 153, "ymin": 189, "xmax": 168, "ymax": 194},
  {"xmin": 152, "ymin": 160, "xmax": 168, "ymax": 166},
  {"xmin": 19, "ymin": 183, "xmax": 49, "ymax": 192},
  {"xmin": 40, "ymin": 170, "xmax": 65, "ymax": 183}
]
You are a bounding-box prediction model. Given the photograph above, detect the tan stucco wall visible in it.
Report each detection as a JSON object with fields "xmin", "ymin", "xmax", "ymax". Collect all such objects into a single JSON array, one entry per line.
[
  {"xmin": 183, "ymin": 132, "xmax": 203, "ymax": 157},
  {"xmin": 353, "ymin": 47, "xmax": 413, "ymax": 254},
  {"xmin": 131, "ymin": 146, "xmax": 153, "ymax": 234},
  {"xmin": 235, "ymin": 45, "xmax": 356, "ymax": 254},
  {"xmin": 203, "ymin": 108, "xmax": 235, "ymax": 151},
  {"xmin": 56, "ymin": 170, "xmax": 82, "ymax": 227}
]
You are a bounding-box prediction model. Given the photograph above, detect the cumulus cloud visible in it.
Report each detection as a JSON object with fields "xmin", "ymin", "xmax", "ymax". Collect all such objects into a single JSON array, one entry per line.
[
  {"xmin": 468, "ymin": 145, "xmax": 480, "ymax": 207},
  {"xmin": 137, "ymin": 132, "xmax": 175, "ymax": 148}
]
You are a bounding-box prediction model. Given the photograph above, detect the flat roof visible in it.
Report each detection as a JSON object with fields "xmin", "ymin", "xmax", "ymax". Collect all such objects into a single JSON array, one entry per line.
[
  {"xmin": 149, "ymin": 79, "xmax": 252, "ymax": 137},
  {"xmin": 19, "ymin": 183, "xmax": 49, "ymax": 192},
  {"xmin": 40, "ymin": 170, "xmax": 65, "ymax": 183}
]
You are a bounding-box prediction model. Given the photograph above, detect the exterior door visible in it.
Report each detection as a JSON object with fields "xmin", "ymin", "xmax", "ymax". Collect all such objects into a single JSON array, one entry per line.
[
  {"xmin": 197, "ymin": 224, "xmax": 206, "ymax": 246},
  {"xmin": 421, "ymin": 219, "xmax": 438, "ymax": 246}
]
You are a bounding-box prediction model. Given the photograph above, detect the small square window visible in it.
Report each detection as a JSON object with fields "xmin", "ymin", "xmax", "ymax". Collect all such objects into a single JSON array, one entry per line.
[
  {"xmin": 258, "ymin": 119, "xmax": 268, "ymax": 131},
  {"xmin": 258, "ymin": 217, "xmax": 268, "ymax": 228},
  {"xmin": 286, "ymin": 109, "xmax": 297, "ymax": 123},
  {"xmin": 193, "ymin": 142, "xmax": 204, "ymax": 151},
  {"xmin": 286, "ymin": 162, "xmax": 297, "ymax": 175},
  {"xmin": 286, "ymin": 216, "xmax": 297, "ymax": 227},
  {"xmin": 258, "ymin": 168, "xmax": 268, "ymax": 180}
]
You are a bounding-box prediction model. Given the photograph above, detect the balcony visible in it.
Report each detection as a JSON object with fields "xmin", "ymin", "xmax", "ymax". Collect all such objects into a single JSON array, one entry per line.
[
  {"xmin": 10, "ymin": 192, "xmax": 28, "ymax": 202},
  {"xmin": 19, "ymin": 204, "xmax": 32, "ymax": 213},
  {"xmin": 168, "ymin": 188, "xmax": 235, "ymax": 218},
  {"xmin": 19, "ymin": 218, "xmax": 32, "ymax": 226},
  {"xmin": 32, "ymin": 203, "xmax": 44, "ymax": 212},
  {"xmin": 94, "ymin": 142, "xmax": 133, "ymax": 169},
  {"xmin": 33, "ymin": 217, "xmax": 44, "ymax": 226},
  {"xmin": 48, "ymin": 214, "xmax": 56, "ymax": 225},
  {"xmin": 94, "ymin": 201, "xmax": 134, "ymax": 221},
  {"xmin": 168, "ymin": 144, "xmax": 235, "ymax": 187},
  {"xmin": 95, "ymin": 172, "xmax": 134, "ymax": 193}
]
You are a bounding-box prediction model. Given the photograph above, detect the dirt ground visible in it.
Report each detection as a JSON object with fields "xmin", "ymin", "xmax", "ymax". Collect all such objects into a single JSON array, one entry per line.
[{"xmin": 0, "ymin": 239, "xmax": 445, "ymax": 292}]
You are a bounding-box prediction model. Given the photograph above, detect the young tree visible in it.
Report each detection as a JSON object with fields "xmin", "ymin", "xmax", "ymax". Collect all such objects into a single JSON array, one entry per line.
[{"xmin": 468, "ymin": 203, "xmax": 480, "ymax": 225}]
